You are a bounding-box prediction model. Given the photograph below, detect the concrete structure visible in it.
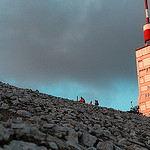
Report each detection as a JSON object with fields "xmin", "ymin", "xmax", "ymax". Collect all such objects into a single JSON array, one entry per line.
[
  {"xmin": 136, "ymin": 45, "xmax": 150, "ymax": 116},
  {"xmin": 135, "ymin": 0, "xmax": 150, "ymax": 116}
]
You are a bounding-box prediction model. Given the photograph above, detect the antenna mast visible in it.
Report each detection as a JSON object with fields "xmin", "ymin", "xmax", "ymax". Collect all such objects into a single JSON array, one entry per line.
[
  {"xmin": 143, "ymin": 0, "xmax": 150, "ymax": 44},
  {"xmin": 145, "ymin": 0, "xmax": 149, "ymax": 23}
]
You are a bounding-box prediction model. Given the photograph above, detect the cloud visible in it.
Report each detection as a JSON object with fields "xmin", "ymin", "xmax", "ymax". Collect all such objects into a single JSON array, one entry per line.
[{"xmin": 0, "ymin": 0, "xmax": 144, "ymax": 110}]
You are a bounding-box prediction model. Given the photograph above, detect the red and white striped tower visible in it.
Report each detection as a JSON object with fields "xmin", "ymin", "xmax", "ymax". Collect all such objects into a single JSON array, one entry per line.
[
  {"xmin": 135, "ymin": 0, "xmax": 150, "ymax": 116},
  {"xmin": 143, "ymin": 0, "xmax": 150, "ymax": 44},
  {"xmin": 145, "ymin": 0, "xmax": 149, "ymax": 23}
]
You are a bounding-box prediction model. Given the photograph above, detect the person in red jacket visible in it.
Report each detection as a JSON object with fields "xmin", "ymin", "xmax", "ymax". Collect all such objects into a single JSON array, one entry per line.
[
  {"xmin": 80, "ymin": 97, "xmax": 85, "ymax": 103},
  {"xmin": 83, "ymin": 98, "xmax": 85, "ymax": 103},
  {"xmin": 95, "ymin": 100, "xmax": 99, "ymax": 106}
]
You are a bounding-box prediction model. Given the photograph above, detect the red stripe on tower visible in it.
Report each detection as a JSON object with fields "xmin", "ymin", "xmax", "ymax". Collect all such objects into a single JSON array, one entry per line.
[
  {"xmin": 145, "ymin": 0, "xmax": 149, "ymax": 23},
  {"xmin": 143, "ymin": 24, "xmax": 150, "ymax": 42}
]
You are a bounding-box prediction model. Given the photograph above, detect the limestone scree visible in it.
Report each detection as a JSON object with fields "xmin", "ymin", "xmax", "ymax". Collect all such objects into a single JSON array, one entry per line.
[{"xmin": 0, "ymin": 81, "xmax": 150, "ymax": 150}]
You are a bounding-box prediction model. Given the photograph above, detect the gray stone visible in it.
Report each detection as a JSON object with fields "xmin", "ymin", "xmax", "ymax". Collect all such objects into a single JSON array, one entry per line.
[
  {"xmin": 32, "ymin": 116, "xmax": 41, "ymax": 122},
  {"xmin": 93, "ymin": 124, "xmax": 101, "ymax": 130},
  {"xmin": 87, "ymin": 125, "xmax": 95, "ymax": 134},
  {"xmin": 54, "ymin": 132, "xmax": 63, "ymax": 138},
  {"xmin": 47, "ymin": 135, "xmax": 70, "ymax": 150},
  {"xmin": 0, "ymin": 114, "xmax": 3, "ymax": 119},
  {"xmin": 5, "ymin": 93, "xmax": 13, "ymax": 99},
  {"xmin": 11, "ymin": 123, "xmax": 26, "ymax": 129},
  {"xmin": 114, "ymin": 145, "xmax": 124, "ymax": 150},
  {"xmin": 30, "ymin": 126, "xmax": 39, "ymax": 135},
  {"xmin": 17, "ymin": 110, "xmax": 31, "ymax": 117},
  {"xmin": 49, "ymin": 142, "xmax": 58, "ymax": 150},
  {"xmin": 67, "ymin": 129, "xmax": 79, "ymax": 144},
  {"xmin": 43, "ymin": 124, "xmax": 55, "ymax": 129},
  {"xmin": 52, "ymin": 125, "xmax": 62, "ymax": 133},
  {"xmin": 12, "ymin": 100, "xmax": 19, "ymax": 105},
  {"xmin": 3, "ymin": 140, "xmax": 47, "ymax": 150},
  {"xmin": 100, "ymin": 129, "xmax": 111, "ymax": 138},
  {"xmin": 9, "ymin": 109, "xmax": 16, "ymax": 113},
  {"xmin": 66, "ymin": 141, "xmax": 82, "ymax": 150},
  {"xmin": 81, "ymin": 132, "xmax": 97, "ymax": 147},
  {"xmin": 97, "ymin": 141, "xmax": 114, "ymax": 150},
  {"xmin": 0, "ymin": 124, "xmax": 13, "ymax": 141},
  {"xmin": 77, "ymin": 122, "xmax": 87, "ymax": 130},
  {"xmin": 1, "ymin": 103, "xmax": 9, "ymax": 109},
  {"xmin": 87, "ymin": 147, "xmax": 97, "ymax": 150},
  {"xmin": 33, "ymin": 131, "xmax": 46, "ymax": 141},
  {"xmin": 11, "ymin": 123, "xmax": 30, "ymax": 138},
  {"xmin": 61, "ymin": 126, "xmax": 72, "ymax": 132},
  {"xmin": 35, "ymin": 107, "xmax": 42, "ymax": 112},
  {"xmin": 65, "ymin": 114, "xmax": 75, "ymax": 119},
  {"xmin": 118, "ymin": 138, "xmax": 127, "ymax": 146},
  {"xmin": 69, "ymin": 120, "xmax": 77, "ymax": 126},
  {"xmin": 10, "ymin": 96, "xmax": 17, "ymax": 100},
  {"xmin": 19, "ymin": 97, "xmax": 30, "ymax": 103},
  {"xmin": 130, "ymin": 130, "xmax": 136, "ymax": 137}
]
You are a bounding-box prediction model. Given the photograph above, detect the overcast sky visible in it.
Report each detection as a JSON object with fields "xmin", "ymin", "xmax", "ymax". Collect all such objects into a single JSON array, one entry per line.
[{"xmin": 0, "ymin": 0, "xmax": 147, "ymax": 110}]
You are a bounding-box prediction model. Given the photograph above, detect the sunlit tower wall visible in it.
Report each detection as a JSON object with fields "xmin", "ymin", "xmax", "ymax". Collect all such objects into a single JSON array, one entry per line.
[{"xmin": 135, "ymin": 0, "xmax": 150, "ymax": 116}]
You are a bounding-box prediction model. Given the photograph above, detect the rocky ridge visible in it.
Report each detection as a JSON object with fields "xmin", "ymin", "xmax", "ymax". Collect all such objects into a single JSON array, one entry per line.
[{"xmin": 0, "ymin": 81, "xmax": 150, "ymax": 150}]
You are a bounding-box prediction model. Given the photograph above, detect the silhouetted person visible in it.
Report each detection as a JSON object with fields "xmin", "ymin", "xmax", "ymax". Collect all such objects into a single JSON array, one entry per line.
[
  {"xmin": 80, "ymin": 97, "xmax": 85, "ymax": 103},
  {"xmin": 95, "ymin": 100, "xmax": 99, "ymax": 106},
  {"xmin": 131, "ymin": 101, "xmax": 133, "ymax": 108},
  {"xmin": 83, "ymin": 99, "xmax": 85, "ymax": 103}
]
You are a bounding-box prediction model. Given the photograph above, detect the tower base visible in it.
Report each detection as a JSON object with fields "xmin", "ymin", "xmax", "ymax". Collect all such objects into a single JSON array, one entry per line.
[{"xmin": 135, "ymin": 45, "xmax": 150, "ymax": 116}]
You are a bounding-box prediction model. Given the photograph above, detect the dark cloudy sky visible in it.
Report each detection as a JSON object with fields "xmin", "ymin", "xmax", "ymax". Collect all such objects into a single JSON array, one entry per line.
[{"xmin": 0, "ymin": 0, "xmax": 147, "ymax": 110}]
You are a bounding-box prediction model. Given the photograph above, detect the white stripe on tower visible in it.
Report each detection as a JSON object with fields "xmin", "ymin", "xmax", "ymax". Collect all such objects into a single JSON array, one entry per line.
[{"xmin": 146, "ymin": 9, "xmax": 149, "ymax": 18}]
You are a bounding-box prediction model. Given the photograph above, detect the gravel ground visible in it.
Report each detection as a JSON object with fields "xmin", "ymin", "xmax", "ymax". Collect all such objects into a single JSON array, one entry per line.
[{"xmin": 0, "ymin": 81, "xmax": 150, "ymax": 150}]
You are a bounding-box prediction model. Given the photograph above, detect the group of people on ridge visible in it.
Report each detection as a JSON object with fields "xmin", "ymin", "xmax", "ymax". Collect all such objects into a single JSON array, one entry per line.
[{"xmin": 79, "ymin": 97, "xmax": 99, "ymax": 106}]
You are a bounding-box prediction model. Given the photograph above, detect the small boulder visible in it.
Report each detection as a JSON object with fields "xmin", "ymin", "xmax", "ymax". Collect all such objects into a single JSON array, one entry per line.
[{"xmin": 17, "ymin": 110, "xmax": 31, "ymax": 118}]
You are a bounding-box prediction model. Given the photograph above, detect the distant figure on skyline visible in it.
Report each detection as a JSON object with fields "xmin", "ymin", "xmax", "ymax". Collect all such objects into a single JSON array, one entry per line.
[
  {"xmin": 89, "ymin": 101, "xmax": 92, "ymax": 104},
  {"xmin": 131, "ymin": 101, "xmax": 133, "ymax": 108},
  {"xmin": 95, "ymin": 100, "xmax": 99, "ymax": 106},
  {"xmin": 80, "ymin": 97, "xmax": 85, "ymax": 103}
]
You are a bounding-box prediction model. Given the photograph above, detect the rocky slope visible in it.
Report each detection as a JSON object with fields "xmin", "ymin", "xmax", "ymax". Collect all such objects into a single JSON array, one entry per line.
[{"xmin": 0, "ymin": 81, "xmax": 150, "ymax": 150}]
